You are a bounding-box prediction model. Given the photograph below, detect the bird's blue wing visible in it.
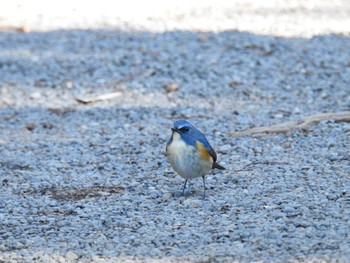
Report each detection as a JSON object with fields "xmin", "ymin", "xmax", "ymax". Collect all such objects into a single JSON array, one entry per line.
[{"xmin": 195, "ymin": 131, "xmax": 218, "ymax": 162}]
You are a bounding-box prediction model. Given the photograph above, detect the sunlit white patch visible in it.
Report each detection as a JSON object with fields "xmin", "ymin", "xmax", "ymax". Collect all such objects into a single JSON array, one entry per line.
[{"xmin": 168, "ymin": 132, "xmax": 188, "ymax": 153}]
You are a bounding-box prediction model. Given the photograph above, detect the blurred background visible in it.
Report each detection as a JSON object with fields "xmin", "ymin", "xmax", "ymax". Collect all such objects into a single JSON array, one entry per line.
[{"xmin": 1, "ymin": 0, "xmax": 350, "ymax": 36}]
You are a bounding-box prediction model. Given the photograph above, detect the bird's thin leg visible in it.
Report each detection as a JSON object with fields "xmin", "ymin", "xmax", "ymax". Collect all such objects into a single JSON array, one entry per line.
[
  {"xmin": 202, "ymin": 176, "xmax": 206, "ymax": 199},
  {"xmin": 182, "ymin": 179, "xmax": 188, "ymax": 196}
]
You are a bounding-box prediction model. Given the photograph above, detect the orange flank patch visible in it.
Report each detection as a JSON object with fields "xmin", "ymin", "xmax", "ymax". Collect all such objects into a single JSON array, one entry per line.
[{"xmin": 196, "ymin": 141, "xmax": 211, "ymax": 161}]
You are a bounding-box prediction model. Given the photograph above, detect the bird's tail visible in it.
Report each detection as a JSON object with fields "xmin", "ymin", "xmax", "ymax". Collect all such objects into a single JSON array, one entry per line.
[{"xmin": 212, "ymin": 162, "xmax": 226, "ymax": 170}]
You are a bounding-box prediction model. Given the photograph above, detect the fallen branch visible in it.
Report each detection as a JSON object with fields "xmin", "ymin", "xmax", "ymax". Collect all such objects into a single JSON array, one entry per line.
[
  {"xmin": 230, "ymin": 111, "xmax": 350, "ymax": 137},
  {"xmin": 233, "ymin": 161, "xmax": 289, "ymax": 172},
  {"xmin": 76, "ymin": 91, "xmax": 122, "ymax": 104},
  {"xmin": 243, "ymin": 161, "xmax": 289, "ymax": 167}
]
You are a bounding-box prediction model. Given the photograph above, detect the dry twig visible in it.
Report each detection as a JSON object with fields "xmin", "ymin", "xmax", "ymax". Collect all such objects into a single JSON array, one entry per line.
[
  {"xmin": 76, "ymin": 91, "xmax": 122, "ymax": 104},
  {"xmin": 233, "ymin": 161, "xmax": 289, "ymax": 172},
  {"xmin": 230, "ymin": 111, "xmax": 350, "ymax": 137}
]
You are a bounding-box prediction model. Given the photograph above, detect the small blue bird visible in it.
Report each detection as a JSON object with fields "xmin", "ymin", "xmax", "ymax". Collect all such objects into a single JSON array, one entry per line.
[{"xmin": 166, "ymin": 120, "xmax": 226, "ymax": 198}]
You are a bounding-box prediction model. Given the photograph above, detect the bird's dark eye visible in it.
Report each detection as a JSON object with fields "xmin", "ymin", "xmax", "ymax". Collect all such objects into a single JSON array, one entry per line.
[{"xmin": 179, "ymin": 127, "xmax": 189, "ymax": 132}]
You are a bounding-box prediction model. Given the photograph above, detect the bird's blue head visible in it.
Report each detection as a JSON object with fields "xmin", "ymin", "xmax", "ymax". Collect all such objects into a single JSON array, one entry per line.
[{"xmin": 170, "ymin": 120, "xmax": 202, "ymax": 146}]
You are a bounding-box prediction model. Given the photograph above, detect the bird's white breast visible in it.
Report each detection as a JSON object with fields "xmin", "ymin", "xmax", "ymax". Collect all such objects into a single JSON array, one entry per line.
[
  {"xmin": 166, "ymin": 132, "xmax": 212, "ymax": 179},
  {"xmin": 167, "ymin": 132, "xmax": 190, "ymax": 156}
]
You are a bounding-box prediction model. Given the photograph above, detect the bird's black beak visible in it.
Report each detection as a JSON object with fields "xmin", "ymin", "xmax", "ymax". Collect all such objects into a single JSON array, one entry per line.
[{"xmin": 171, "ymin": 127, "xmax": 179, "ymax": 133}]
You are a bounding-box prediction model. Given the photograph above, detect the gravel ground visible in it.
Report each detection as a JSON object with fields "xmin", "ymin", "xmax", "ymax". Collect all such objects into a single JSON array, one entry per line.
[{"xmin": 1, "ymin": 1, "xmax": 350, "ymax": 262}]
